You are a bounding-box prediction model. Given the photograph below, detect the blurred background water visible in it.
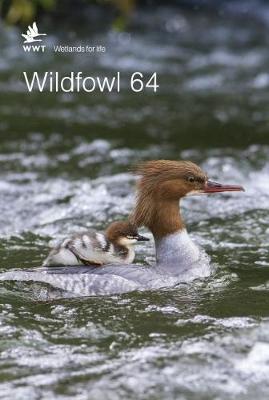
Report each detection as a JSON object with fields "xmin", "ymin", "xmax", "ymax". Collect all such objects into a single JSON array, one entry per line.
[{"xmin": 0, "ymin": 1, "xmax": 269, "ymax": 399}]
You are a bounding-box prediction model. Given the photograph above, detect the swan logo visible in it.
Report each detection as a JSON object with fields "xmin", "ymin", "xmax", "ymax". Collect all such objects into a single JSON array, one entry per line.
[{"xmin": 22, "ymin": 22, "xmax": 47, "ymax": 52}]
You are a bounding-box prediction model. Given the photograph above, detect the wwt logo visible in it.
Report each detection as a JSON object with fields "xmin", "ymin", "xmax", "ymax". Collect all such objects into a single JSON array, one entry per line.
[{"xmin": 22, "ymin": 22, "xmax": 47, "ymax": 52}]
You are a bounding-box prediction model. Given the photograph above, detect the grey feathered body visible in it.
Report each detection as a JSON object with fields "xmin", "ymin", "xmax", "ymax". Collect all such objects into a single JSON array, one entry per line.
[{"xmin": 0, "ymin": 230, "xmax": 212, "ymax": 298}]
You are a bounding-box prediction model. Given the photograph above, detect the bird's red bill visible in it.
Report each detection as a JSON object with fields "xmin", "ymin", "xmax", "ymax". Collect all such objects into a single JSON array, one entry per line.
[{"xmin": 203, "ymin": 180, "xmax": 245, "ymax": 193}]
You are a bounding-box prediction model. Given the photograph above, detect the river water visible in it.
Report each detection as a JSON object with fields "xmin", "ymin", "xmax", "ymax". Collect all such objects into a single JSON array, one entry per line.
[{"xmin": 0, "ymin": 2, "xmax": 269, "ymax": 399}]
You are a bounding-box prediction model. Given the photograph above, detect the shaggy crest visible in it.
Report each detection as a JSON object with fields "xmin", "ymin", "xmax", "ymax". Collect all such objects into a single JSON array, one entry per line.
[
  {"xmin": 130, "ymin": 160, "xmax": 207, "ymax": 232},
  {"xmin": 134, "ymin": 160, "xmax": 206, "ymax": 184}
]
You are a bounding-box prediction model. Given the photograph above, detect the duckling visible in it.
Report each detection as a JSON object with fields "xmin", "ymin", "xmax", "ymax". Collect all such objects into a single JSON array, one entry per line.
[{"xmin": 42, "ymin": 221, "xmax": 149, "ymax": 267}]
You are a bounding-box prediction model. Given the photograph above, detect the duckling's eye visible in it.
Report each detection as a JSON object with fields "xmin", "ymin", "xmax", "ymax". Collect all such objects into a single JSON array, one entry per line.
[{"xmin": 188, "ymin": 176, "xmax": 195, "ymax": 183}]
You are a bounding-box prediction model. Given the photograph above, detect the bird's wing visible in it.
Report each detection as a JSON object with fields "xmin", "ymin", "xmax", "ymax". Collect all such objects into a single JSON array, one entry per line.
[
  {"xmin": 26, "ymin": 28, "xmax": 32, "ymax": 37},
  {"xmin": 32, "ymin": 22, "xmax": 38, "ymax": 34},
  {"xmin": 66, "ymin": 232, "xmax": 105, "ymax": 266},
  {"xmin": 28, "ymin": 25, "xmax": 36, "ymax": 36}
]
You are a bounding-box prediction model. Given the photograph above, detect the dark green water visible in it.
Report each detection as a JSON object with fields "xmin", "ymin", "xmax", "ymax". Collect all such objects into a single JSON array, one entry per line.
[{"xmin": 0, "ymin": 3, "xmax": 269, "ymax": 399}]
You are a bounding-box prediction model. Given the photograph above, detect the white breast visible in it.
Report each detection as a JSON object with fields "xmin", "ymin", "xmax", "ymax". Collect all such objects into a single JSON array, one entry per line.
[{"xmin": 154, "ymin": 229, "xmax": 201, "ymax": 273}]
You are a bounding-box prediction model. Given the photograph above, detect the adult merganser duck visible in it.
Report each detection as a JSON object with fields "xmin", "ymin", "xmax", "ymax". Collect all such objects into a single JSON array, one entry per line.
[
  {"xmin": 0, "ymin": 160, "xmax": 244, "ymax": 297},
  {"xmin": 42, "ymin": 221, "xmax": 149, "ymax": 267},
  {"xmin": 129, "ymin": 160, "xmax": 244, "ymax": 272}
]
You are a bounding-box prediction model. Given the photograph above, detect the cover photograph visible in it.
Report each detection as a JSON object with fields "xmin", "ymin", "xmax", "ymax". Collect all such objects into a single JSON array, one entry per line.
[{"xmin": 0, "ymin": 1, "xmax": 268, "ymax": 399}]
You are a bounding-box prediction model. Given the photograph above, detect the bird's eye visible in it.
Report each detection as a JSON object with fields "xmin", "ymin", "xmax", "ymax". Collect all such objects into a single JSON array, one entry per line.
[{"xmin": 188, "ymin": 176, "xmax": 195, "ymax": 183}]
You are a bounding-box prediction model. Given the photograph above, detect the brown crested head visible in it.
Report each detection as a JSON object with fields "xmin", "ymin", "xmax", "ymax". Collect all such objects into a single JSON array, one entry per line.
[
  {"xmin": 134, "ymin": 160, "xmax": 207, "ymax": 199},
  {"xmin": 130, "ymin": 160, "xmax": 207, "ymax": 231},
  {"xmin": 129, "ymin": 159, "xmax": 244, "ymax": 237},
  {"xmin": 105, "ymin": 220, "xmax": 149, "ymax": 245}
]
